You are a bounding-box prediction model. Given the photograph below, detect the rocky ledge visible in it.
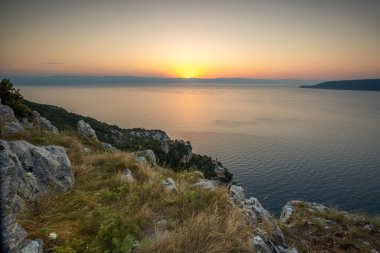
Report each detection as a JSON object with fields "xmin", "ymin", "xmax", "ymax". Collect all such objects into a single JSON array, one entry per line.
[{"xmin": 0, "ymin": 140, "xmax": 74, "ymax": 253}]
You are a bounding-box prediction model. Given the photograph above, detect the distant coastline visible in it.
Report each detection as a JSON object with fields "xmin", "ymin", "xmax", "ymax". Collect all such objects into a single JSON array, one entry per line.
[
  {"xmin": 300, "ymin": 79, "xmax": 380, "ymax": 91},
  {"xmin": 1, "ymin": 75, "xmax": 315, "ymax": 86}
]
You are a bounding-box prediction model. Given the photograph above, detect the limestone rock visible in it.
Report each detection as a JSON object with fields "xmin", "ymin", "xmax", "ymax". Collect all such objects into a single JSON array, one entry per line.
[
  {"xmin": 100, "ymin": 142, "xmax": 119, "ymax": 152},
  {"xmin": 0, "ymin": 101, "xmax": 25, "ymax": 135},
  {"xmin": 133, "ymin": 149, "xmax": 157, "ymax": 166},
  {"xmin": 280, "ymin": 200, "xmax": 328, "ymax": 223},
  {"xmin": 4, "ymin": 122, "xmax": 25, "ymax": 135},
  {"xmin": 192, "ymin": 179, "xmax": 220, "ymax": 189},
  {"xmin": 8, "ymin": 140, "xmax": 74, "ymax": 194},
  {"xmin": 19, "ymin": 239, "xmax": 43, "ymax": 253},
  {"xmin": 32, "ymin": 111, "xmax": 58, "ymax": 133},
  {"xmin": 121, "ymin": 169, "xmax": 135, "ymax": 183},
  {"xmin": 0, "ymin": 139, "xmax": 74, "ymax": 252},
  {"xmin": 229, "ymin": 185, "xmax": 246, "ymax": 203},
  {"xmin": 0, "ymin": 102, "xmax": 16, "ymax": 122},
  {"xmin": 162, "ymin": 178, "xmax": 176, "ymax": 192},
  {"xmin": 130, "ymin": 130, "xmax": 170, "ymax": 142},
  {"xmin": 21, "ymin": 118, "xmax": 33, "ymax": 129},
  {"xmin": 250, "ymin": 236, "xmax": 272, "ymax": 253},
  {"xmin": 77, "ymin": 120, "xmax": 97, "ymax": 140},
  {"xmin": 136, "ymin": 156, "xmax": 147, "ymax": 163}
]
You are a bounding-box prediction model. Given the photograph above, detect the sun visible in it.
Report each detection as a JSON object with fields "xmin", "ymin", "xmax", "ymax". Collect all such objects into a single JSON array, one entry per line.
[{"xmin": 177, "ymin": 67, "xmax": 200, "ymax": 79}]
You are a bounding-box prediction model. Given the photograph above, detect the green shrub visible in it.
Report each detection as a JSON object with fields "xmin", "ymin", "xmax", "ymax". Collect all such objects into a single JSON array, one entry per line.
[{"xmin": 0, "ymin": 79, "xmax": 32, "ymax": 118}]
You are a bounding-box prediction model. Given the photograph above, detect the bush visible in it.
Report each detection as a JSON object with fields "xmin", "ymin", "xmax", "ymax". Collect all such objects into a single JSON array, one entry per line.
[{"xmin": 0, "ymin": 79, "xmax": 32, "ymax": 118}]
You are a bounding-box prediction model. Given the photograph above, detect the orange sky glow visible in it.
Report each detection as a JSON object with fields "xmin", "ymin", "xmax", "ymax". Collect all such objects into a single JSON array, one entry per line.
[{"xmin": 1, "ymin": 0, "xmax": 379, "ymax": 80}]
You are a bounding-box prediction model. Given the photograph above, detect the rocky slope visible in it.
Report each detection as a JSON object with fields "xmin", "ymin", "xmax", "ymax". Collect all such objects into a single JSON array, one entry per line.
[
  {"xmin": 1, "ymin": 98, "xmax": 379, "ymax": 253},
  {"xmin": 24, "ymin": 100, "xmax": 233, "ymax": 182}
]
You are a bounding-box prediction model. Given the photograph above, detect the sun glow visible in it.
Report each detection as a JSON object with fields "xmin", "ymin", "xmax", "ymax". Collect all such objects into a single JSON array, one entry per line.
[{"xmin": 175, "ymin": 66, "xmax": 201, "ymax": 79}]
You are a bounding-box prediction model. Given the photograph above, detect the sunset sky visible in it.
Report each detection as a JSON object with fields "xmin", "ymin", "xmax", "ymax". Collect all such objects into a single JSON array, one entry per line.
[{"xmin": 1, "ymin": 0, "xmax": 379, "ymax": 79}]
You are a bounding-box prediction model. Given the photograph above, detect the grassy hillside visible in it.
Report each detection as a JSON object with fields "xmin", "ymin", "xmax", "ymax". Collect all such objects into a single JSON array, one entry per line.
[
  {"xmin": 11, "ymin": 130, "xmax": 253, "ymax": 253},
  {"xmin": 24, "ymin": 100, "xmax": 233, "ymax": 182}
]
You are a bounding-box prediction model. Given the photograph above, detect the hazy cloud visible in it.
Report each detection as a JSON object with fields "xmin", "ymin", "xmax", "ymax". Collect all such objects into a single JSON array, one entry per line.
[{"xmin": 40, "ymin": 62, "xmax": 66, "ymax": 65}]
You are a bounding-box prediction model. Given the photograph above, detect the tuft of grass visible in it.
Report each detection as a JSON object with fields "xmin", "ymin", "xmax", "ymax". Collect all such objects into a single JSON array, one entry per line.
[{"xmin": 153, "ymin": 205, "xmax": 254, "ymax": 253}]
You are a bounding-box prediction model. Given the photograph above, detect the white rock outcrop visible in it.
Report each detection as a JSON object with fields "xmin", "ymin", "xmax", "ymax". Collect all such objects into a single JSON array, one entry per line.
[
  {"xmin": 0, "ymin": 101, "xmax": 25, "ymax": 135},
  {"xmin": 0, "ymin": 140, "xmax": 74, "ymax": 253},
  {"xmin": 77, "ymin": 120, "xmax": 97, "ymax": 140},
  {"xmin": 32, "ymin": 111, "xmax": 58, "ymax": 133},
  {"xmin": 280, "ymin": 200, "xmax": 328, "ymax": 223},
  {"xmin": 162, "ymin": 178, "xmax": 177, "ymax": 192}
]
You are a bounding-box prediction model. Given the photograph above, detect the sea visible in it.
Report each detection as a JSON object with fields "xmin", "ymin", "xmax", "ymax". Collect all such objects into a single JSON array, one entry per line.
[{"xmin": 19, "ymin": 84, "xmax": 380, "ymax": 215}]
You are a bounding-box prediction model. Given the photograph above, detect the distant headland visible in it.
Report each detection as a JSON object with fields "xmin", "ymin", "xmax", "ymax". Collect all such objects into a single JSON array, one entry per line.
[{"xmin": 300, "ymin": 79, "xmax": 380, "ymax": 91}]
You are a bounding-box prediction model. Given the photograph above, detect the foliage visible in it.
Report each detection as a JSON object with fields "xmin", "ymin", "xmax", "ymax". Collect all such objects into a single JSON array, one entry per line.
[
  {"xmin": 0, "ymin": 78, "xmax": 32, "ymax": 117},
  {"xmin": 25, "ymin": 99, "xmax": 233, "ymax": 182}
]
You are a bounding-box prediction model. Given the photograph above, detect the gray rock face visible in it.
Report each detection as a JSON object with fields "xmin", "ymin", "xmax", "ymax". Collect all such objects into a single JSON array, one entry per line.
[
  {"xmin": 0, "ymin": 102, "xmax": 16, "ymax": 122},
  {"xmin": 130, "ymin": 130, "xmax": 170, "ymax": 142},
  {"xmin": 229, "ymin": 185, "xmax": 289, "ymax": 252},
  {"xmin": 133, "ymin": 149, "xmax": 157, "ymax": 166},
  {"xmin": 110, "ymin": 129, "xmax": 125, "ymax": 145},
  {"xmin": 0, "ymin": 140, "xmax": 74, "ymax": 252},
  {"xmin": 280, "ymin": 200, "xmax": 328, "ymax": 224},
  {"xmin": 4, "ymin": 122, "xmax": 25, "ymax": 135},
  {"xmin": 77, "ymin": 120, "xmax": 97, "ymax": 140},
  {"xmin": 192, "ymin": 179, "xmax": 220, "ymax": 189},
  {"xmin": 32, "ymin": 111, "xmax": 58, "ymax": 133},
  {"xmin": 121, "ymin": 169, "xmax": 135, "ymax": 183},
  {"xmin": 8, "ymin": 140, "xmax": 74, "ymax": 194},
  {"xmin": 100, "ymin": 142, "xmax": 119, "ymax": 152},
  {"xmin": 250, "ymin": 236, "xmax": 272, "ymax": 253},
  {"xmin": 0, "ymin": 101, "xmax": 25, "ymax": 136},
  {"xmin": 229, "ymin": 185, "xmax": 246, "ymax": 202},
  {"xmin": 162, "ymin": 178, "xmax": 177, "ymax": 192},
  {"xmin": 21, "ymin": 118, "xmax": 33, "ymax": 129},
  {"xmin": 19, "ymin": 239, "xmax": 43, "ymax": 253}
]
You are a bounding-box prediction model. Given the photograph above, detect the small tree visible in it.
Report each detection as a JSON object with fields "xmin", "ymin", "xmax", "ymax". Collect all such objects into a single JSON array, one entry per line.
[{"xmin": 0, "ymin": 79, "xmax": 32, "ymax": 118}]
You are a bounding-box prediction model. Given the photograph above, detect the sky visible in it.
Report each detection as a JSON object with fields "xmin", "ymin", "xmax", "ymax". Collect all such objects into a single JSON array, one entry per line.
[{"xmin": 0, "ymin": 0, "xmax": 379, "ymax": 79}]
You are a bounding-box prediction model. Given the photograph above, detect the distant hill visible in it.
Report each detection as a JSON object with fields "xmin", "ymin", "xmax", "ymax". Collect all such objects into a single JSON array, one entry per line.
[
  {"xmin": 300, "ymin": 79, "xmax": 380, "ymax": 91},
  {"xmin": 2, "ymin": 75, "xmax": 314, "ymax": 86}
]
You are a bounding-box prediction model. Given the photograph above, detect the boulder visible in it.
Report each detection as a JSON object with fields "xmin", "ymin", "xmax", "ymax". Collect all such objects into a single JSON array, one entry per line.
[
  {"xmin": 229, "ymin": 185, "xmax": 287, "ymax": 250},
  {"xmin": 136, "ymin": 156, "xmax": 147, "ymax": 163},
  {"xmin": 133, "ymin": 149, "xmax": 157, "ymax": 166},
  {"xmin": 0, "ymin": 101, "xmax": 25, "ymax": 136},
  {"xmin": 0, "ymin": 140, "xmax": 74, "ymax": 252},
  {"xmin": 100, "ymin": 142, "xmax": 119, "ymax": 152},
  {"xmin": 19, "ymin": 239, "xmax": 43, "ymax": 253},
  {"xmin": 4, "ymin": 122, "xmax": 25, "ymax": 135},
  {"xmin": 77, "ymin": 120, "xmax": 97, "ymax": 140},
  {"xmin": 32, "ymin": 111, "xmax": 58, "ymax": 133},
  {"xmin": 162, "ymin": 178, "xmax": 177, "ymax": 192},
  {"xmin": 229, "ymin": 185, "xmax": 246, "ymax": 203},
  {"xmin": 0, "ymin": 102, "xmax": 16, "ymax": 122},
  {"xmin": 250, "ymin": 236, "xmax": 272, "ymax": 253},
  {"xmin": 8, "ymin": 140, "xmax": 74, "ymax": 194},
  {"xmin": 21, "ymin": 118, "xmax": 33, "ymax": 129},
  {"xmin": 121, "ymin": 169, "xmax": 135, "ymax": 183}
]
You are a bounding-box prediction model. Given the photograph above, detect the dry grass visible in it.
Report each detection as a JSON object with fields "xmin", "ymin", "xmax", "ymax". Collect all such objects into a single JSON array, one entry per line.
[
  {"xmin": 279, "ymin": 203, "xmax": 380, "ymax": 253},
  {"xmin": 17, "ymin": 131, "xmax": 252, "ymax": 253},
  {"xmin": 152, "ymin": 205, "xmax": 255, "ymax": 253}
]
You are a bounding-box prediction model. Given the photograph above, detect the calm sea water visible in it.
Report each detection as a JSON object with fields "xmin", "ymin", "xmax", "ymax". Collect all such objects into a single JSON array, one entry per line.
[{"xmin": 19, "ymin": 85, "xmax": 380, "ymax": 215}]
